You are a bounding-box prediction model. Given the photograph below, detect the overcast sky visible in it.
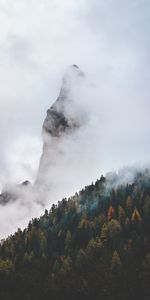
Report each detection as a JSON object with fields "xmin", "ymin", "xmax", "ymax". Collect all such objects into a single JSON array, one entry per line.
[{"xmin": 0, "ymin": 0, "xmax": 150, "ymax": 237}]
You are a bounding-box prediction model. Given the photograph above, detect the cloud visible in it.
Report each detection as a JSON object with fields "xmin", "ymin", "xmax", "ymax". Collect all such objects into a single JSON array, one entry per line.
[{"xmin": 0, "ymin": 0, "xmax": 150, "ymax": 238}]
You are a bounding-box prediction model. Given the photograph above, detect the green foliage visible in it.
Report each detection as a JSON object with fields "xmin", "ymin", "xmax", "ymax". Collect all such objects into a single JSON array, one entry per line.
[
  {"xmin": 111, "ymin": 250, "xmax": 122, "ymax": 273},
  {"xmin": 0, "ymin": 169, "xmax": 150, "ymax": 299},
  {"xmin": 65, "ymin": 230, "xmax": 72, "ymax": 254},
  {"xmin": 100, "ymin": 223, "xmax": 108, "ymax": 243},
  {"xmin": 0, "ymin": 259, "xmax": 14, "ymax": 273}
]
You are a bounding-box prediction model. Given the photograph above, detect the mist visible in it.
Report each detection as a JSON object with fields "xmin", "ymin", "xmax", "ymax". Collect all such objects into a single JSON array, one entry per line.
[{"xmin": 0, "ymin": 0, "xmax": 150, "ymax": 238}]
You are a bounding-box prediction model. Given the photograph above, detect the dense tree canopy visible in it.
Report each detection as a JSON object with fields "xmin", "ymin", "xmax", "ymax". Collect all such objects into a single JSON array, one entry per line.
[{"xmin": 0, "ymin": 169, "xmax": 150, "ymax": 299}]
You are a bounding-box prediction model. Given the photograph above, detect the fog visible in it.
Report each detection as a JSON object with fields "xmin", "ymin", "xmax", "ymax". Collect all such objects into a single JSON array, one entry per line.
[{"xmin": 0, "ymin": 0, "xmax": 150, "ymax": 238}]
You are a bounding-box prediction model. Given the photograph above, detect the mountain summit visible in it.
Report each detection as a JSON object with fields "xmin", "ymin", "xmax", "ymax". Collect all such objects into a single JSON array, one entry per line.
[
  {"xmin": 42, "ymin": 64, "xmax": 84, "ymax": 138},
  {"xmin": 0, "ymin": 65, "xmax": 87, "ymax": 204},
  {"xmin": 36, "ymin": 65, "xmax": 86, "ymax": 187}
]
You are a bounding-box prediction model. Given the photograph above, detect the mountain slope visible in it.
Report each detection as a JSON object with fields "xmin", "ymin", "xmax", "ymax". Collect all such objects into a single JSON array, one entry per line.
[{"xmin": 0, "ymin": 169, "xmax": 150, "ymax": 300}]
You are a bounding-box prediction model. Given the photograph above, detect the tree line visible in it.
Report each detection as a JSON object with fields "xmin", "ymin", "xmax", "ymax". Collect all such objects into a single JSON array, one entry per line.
[{"xmin": 0, "ymin": 170, "xmax": 150, "ymax": 299}]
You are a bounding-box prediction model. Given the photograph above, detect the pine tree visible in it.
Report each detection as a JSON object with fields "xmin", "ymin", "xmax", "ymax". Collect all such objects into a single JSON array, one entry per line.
[
  {"xmin": 118, "ymin": 205, "xmax": 125, "ymax": 224},
  {"xmin": 131, "ymin": 208, "xmax": 142, "ymax": 223},
  {"xmin": 100, "ymin": 223, "xmax": 108, "ymax": 243},
  {"xmin": 65, "ymin": 230, "xmax": 72, "ymax": 254},
  {"xmin": 107, "ymin": 206, "xmax": 115, "ymax": 220},
  {"xmin": 111, "ymin": 250, "xmax": 122, "ymax": 273}
]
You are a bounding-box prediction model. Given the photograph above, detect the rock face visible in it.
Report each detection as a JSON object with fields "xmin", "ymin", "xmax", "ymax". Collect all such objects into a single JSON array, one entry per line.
[
  {"xmin": 0, "ymin": 191, "xmax": 16, "ymax": 205},
  {"xmin": 0, "ymin": 181, "xmax": 31, "ymax": 205},
  {"xmin": 0, "ymin": 65, "xmax": 87, "ymax": 206},
  {"xmin": 36, "ymin": 65, "xmax": 85, "ymax": 187},
  {"xmin": 42, "ymin": 64, "xmax": 84, "ymax": 138}
]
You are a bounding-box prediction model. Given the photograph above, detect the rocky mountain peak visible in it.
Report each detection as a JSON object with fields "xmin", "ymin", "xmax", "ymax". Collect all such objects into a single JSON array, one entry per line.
[
  {"xmin": 42, "ymin": 65, "xmax": 85, "ymax": 139},
  {"xmin": 36, "ymin": 65, "xmax": 86, "ymax": 186}
]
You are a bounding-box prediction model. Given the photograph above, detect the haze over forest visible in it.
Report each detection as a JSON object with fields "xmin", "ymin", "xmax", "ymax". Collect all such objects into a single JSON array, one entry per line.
[{"xmin": 0, "ymin": 0, "xmax": 150, "ymax": 238}]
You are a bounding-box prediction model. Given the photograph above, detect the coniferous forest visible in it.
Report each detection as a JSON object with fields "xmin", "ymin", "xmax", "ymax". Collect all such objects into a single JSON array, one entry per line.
[{"xmin": 0, "ymin": 169, "xmax": 150, "ymax": 300}]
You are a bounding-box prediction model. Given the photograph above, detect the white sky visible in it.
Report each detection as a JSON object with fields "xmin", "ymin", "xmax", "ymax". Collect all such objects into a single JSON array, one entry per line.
[{"xmin": 0, "ymin": 0, "xmax": 150, "ymax": 237}]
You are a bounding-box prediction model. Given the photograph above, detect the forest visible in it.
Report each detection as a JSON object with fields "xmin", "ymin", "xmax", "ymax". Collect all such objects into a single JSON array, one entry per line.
[{"xmin": 0, "ymin": 169, "xmax": 150, "ymax": 300}]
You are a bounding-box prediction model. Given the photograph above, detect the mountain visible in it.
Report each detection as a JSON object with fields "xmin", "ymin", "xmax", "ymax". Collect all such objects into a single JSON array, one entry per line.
[
  {"xmin": 0, "ymin": 169, "xmax": 150, "ymax": 300},
  {"xmin": 0, "ymin": 181, "xmax": 31, "ymax": 205},
  {"xmin": 42, "ymin": 64, "xmax": 84, "ymax": 138},
  {"xmin": 36, "ymin": 64, "xmax": 86, "ymax": 186},
  {"xmin": 0, "ymin": 65, "xmax": 86, "ymax": 205}
]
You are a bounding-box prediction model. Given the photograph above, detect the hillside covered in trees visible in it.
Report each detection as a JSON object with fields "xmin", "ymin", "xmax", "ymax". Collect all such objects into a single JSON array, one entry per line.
[{"xmin": 0, "ymin": 169, "xmax": 150, "ymax": 300}]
